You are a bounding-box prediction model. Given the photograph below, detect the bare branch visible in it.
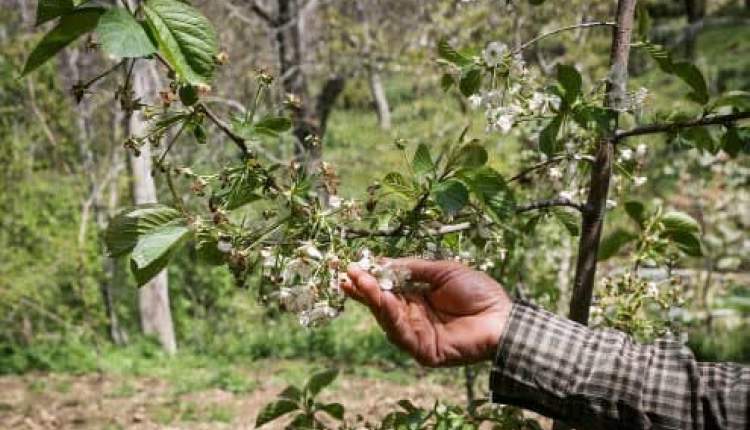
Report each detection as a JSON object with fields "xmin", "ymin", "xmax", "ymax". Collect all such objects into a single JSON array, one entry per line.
[
  {"xmin": 516, "ymin": 198, "xmax": 584, "ymax": 213},
  {"xmin": 198, "ymin": 103, "xmax": 249, "ymax": 155},
  {"xmin": 513, "ymin": 21, "xmax": 616, "ymax": 54},
  {"xmin": 615, "ymin": 111, "xmax": 750, "ymax": 141}
]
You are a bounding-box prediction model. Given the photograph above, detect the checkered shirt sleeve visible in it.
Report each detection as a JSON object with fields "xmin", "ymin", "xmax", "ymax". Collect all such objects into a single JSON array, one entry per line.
[{"xmin": 489, "ymin": 301, "xmax": 750, "ymax": 430}]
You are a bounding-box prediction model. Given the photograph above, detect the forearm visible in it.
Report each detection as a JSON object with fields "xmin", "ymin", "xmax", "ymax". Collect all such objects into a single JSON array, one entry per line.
[{"xmin": 489, "ymin": 302, "xmax": 750, "ymax": 430}]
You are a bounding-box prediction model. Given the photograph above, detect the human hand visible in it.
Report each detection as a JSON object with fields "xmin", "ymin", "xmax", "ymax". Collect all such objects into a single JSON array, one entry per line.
[{"xmin": 341, "ymin": 258, "xmax": 512, "ymax": 367}]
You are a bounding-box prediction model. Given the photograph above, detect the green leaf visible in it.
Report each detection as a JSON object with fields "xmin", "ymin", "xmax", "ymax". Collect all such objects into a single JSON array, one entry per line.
[
  {"xmin": 105, "ymin": 204, "xmax": 184, "ymax": 257},
  {"xmin": 440, "ymin": 73, "xmax": 455, "ymax": 92},
  {"xmin": 556, "ymin": 64, "xmax": 582, "ymax": 104},
  {"xmin": 195, "ymin": 233, "xmax": 225, "ymax": 266},
  {"xmin": 287, "ymin": 414, "xmax": 314, "ymax": 429},
  {"xmin": 598, "ymin": 228, "xmax": 637, "ymax": 261},
  {"xmin": 673, "ymin": 126, "xmax": 716, "ymax": 153},
  {"xmin": 539, "ymin": 114, "xmax": 563, "ymax": 157},
  {"xmin": 254, "ymin": 116, "xmax": 292, "ymax": 137},
  {"xmin": 130, "ymin": 224, "xmax": 191, "ymax": 286},
  {"xmin": 143, "ymin": 0, "xmax": 219, "ymax": 84},
  {"xmin": 672, "ymin": 62, "xmax": 709, "ymax": 105},
  {"xmin": 412, "ymin": 143, "xmax": 434, "ymax": 175},
  {"xmin": 278, "ymin": 385, "xmax": 303, "ymax": 402},
  {"xmin": 318, "ymin": 403, "xmax": 345, "ymax": 420},
  {"xmin": 433, "ymin": 179, "xmax": 469, "ymax": 217},
  {"xmin": 437, "ymin": 38, "xmax": 471, "ymax": 67},
  {"xmin": 711, "ymin": 91, "xmax": 750, "ymax": 111},
  {"xmin": 192, "ymin": 123, "xmax": 207, "ymax": 144},
  {"xmin": 22, "ymin": 8, "xmax": 104, "ymax": 76},
  {"xmin": 459, "ymin": 67, "xmax": 481, "ymax": 97},
  {"xmin": 304, "ymin": 369, "xmax": 338, "ymax": 398},
  {"xmin": 552, "ymin": 208, "xmax": 580, "ymax": 236},
  {"xmin": 722, "ymin": 127, "xmax": 750, "ymax": 158},
  {"xmin": 624, "ymin": 200, "xmax": 647, "ymax": 227},
  {"xmin": 255, "ymin": 399, "xmax": 298, "ymax": 428},
  {"xmin": 454, "ymin": 143, "xmax": 488, "ymax": 168},
  {"xmin": 383, "ymin": 172, "xmax": 417, "ymax": 199},
  {"xmin": 96, "ymin": 7, "xmax": 157, "ymax": 58},
  {"xmin": 460, "ymin": 167, "xmax": 515, "ymax": 221},
  {"xmin": 35, "ymin": 0, "xmax": 74, "ymax": 26},
  {"xmin": 635, "ymin": 3, "xmax": 651, "ymax": 42},
  {"xmin": 661, "ymin": 211, "xmax": 703, "ymax": 256}
]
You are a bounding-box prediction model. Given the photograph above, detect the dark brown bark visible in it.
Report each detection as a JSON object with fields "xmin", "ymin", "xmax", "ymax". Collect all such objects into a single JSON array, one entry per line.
[{"xmin": 569, "ymin": 0, "xmax": 637, "ymax": 325}]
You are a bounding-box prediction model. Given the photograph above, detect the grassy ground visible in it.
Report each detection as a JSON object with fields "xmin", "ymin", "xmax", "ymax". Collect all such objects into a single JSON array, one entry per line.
[{"xmin": 0, "ymin": 359, "xmax": 468, "ymax": 429}]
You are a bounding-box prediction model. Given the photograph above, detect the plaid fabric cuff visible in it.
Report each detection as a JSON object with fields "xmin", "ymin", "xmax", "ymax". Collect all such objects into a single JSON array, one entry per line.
[{"xmin": 488, "ymin": 301, "xmax": 750, "ymax": 429}]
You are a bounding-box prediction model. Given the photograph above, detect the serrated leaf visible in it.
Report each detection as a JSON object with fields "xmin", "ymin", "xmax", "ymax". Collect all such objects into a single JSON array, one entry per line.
[
  {"xmin": 304, "ymin": 369, "xmax": 338, "ymax": 397},
  {"xmin": 130, "ymin": 224, "xmax": 190, "ymax": 286},
  {"xmin": 287, "ymin": 413, "xmax": 314, "ymax": 429},
  {"xmin": 635, "ymin": 3, "xmax": 651, "ymax": 42},
  {"xmin": 459, "ymin": 67, "xmax": 481, "ymax": 97},
  {"xmin": 254, "ymin": 116, "xmax": 292, "ymax": 137},
  {"xmin": 556, "ymin": 64, "xmax": 582, "ymax": 104},
  {"xmin": 437, "ymin": 38, "xmax": 471, "ymax": 67},
  {"xmin": 383, "ymin": 172, "xmax": 416, "ymax": 199},
  {"xmin": 460, "ymin": 167, "xmax": 515, "ymax": 221},
  {"xmin": 35, "ymin": 0, "xmax": 74, "ymax": 26},
  {"xmin": 255, "ymin": 399, "xmax": 298, "ymax": 428},
  {"xmin": 318, "ymin": 403, "xmax": 345, "ymax": 420},
  {"xmin": 552, "ymin": 208, "xmax": 580, "ymax": 236},
  {"xmin": 711, "ymin": 91, "xmax": 750, "ymax": 111},
  {"xmin": 454, "ymin": 143, "xmax": 488, "ymax": 168},
  {"xmin": 672, "ymin": 62, "xmax": 709, "ymax": 105},
  {"xmin": 143, "ymin": 0, "xmax": 219, "ymax": 84},
  {"xmin": 22, "ymin": 8, "xmax": 104, "ymax": 76},
  {"xmin": 105, "ymin": 204, "xmax": 184, "ymax": 257},
  {"xmin": 539, "ymin": 114, "xmax": 563, "ymax": 157},
  {"xmin": 412, "ymin": 143, "xmax": 434, "ymax": 175},
  {"xmin": 661, "ymin": 211, "xmax": 701, "ymax": 235},
  {"xmin": 598, "ymin": 228, "xmax": 637, "ymax": 261},
  {"xmin": 433, "ymin": 179, "xmax": 469, "ymax": 216},
  {"xmin": 624, "ymin": 200, "xmax": 646, "ymax": 227},
  {"xmin": 195, "ymin": 230, "xmax": 225, "ymax": 266},
  {"xmin": 96, "ymin": 7, "xmax": 157, "ymax": 58}
]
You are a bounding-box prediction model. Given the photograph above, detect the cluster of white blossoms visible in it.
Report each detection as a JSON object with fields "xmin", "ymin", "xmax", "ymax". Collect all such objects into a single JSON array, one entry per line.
[
  {"xmin": 473, "ymin": 41, "xmax": 561, "ymax": 135},
  {"xmin": 261, "ymin": 242, "xmax": 347, "ymax": 327},
  {"xmin": 353, "ymin": 249, "xmax": 412, "ymax": 291},
  {"xmin": 616, "ymin": 143, "xmax": 649, "ymax": 188}
]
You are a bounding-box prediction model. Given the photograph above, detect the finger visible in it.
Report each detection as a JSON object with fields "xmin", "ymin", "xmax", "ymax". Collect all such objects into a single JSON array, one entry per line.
[
  {"xmin": 347, "ymin": 265, "xmax": 411, "ymax": 344},
  {"xmin": 391, "ymin": 258, "xmax": 464, "ymax": 285},
  {"xmin": 346, "ymin": 264, "xmax": 382, "ymax": 309}
]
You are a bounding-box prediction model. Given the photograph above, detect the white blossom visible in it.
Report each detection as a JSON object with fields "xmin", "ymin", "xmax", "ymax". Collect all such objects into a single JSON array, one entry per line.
[
  {"xmin": 299, "ymin": 302, "xmax": 339, "ymax": 327},
  {"xmin": 559, "ymin": 190, "xmax": 575, "ymax": 201},
  {"xmin": 279, "ymin": 285, "xmax": 316, "ymax": 313},
  {"xmin": 548, "ymin": 167, "xmax": 563, "ymax": 180},
  {"xmin": 354, "ymin": 248, "xmax": 373, "ymax": 271},
  {"xmin": 606, "ymin": 199, "xmax": 618, "ymax": 209},
  {"xmin": 483, "ymin": 41, "xmax": 508, "ymax": 67},
  {"xmin": 329, "ymin": 195, "xmax": 343, "ymax": 209},
  {"xmin": 298, "ymin": 242, "xmax": 323, "ymax": 260},
  {"xmin": 217, "ymin": 239, "xmax": 233, "ymax": 253},
  {"xmin": 647, "ymin": 282, "xmax": 659, "ymax": 297},
  {"xmin": 636, "ymin": 143, "xmax": 648, "ymax": 157},
  {"xmin": 619, "ymin": 148, "xmax": 633, "ymax": 161},
  {"xmin": 633, "ymin": 176, "xmax": 648, "ymax": 187},
  {"xmin": 468, "ymin": 94, "xmax": 482, "ymax": 109}
]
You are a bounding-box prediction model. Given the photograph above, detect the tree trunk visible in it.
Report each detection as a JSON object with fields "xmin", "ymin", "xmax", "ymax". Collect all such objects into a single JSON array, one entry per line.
[
  {"xmin": 569, "ymin": 0, "xmax": 637, "ymax": 325},
  {"xmin": 356, "ymin": 0, "xmax": 392, "ymax": 129},
  {"xmin": 127, "ymin": 60, "xmax": 177, "ymax": 355},
  {"xmin": 557, "ymin": 4, "xmax": 637, "ymax": 427}
]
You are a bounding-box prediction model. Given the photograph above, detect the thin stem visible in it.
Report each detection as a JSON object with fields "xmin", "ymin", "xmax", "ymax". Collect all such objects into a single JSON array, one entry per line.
[
  {"xmin": 615, "ymin": 111, "xmax": 750, "ymax": 141},
  {"xmin": 199, "ymin": 103, "xmax": 249, "ymax": 155},
  {"xmin": 81, "ymin": 60, "xmax": 126, "ymax": 90},
  {"xmin": 157, "ymin": 120, "xmax": 188, "ymax": 166},
  {"xmin": 513, "ymin": 21, "xmax": 616, "ymax": 55},
  {"xmin": 165, "ymin": 169, "xmax": 186, "ymax": 214},
  {"xmin": 516, "ymin": 198, "xmax": 584, "ymax": 213},
  {"xmin": 244, "ymin": 84, "xmax": 265, "ymax": 123}
]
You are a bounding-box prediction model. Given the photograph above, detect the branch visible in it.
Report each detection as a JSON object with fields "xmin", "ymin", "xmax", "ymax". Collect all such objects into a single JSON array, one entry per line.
[
  {"xmin": 198, "ymin": 103, "xmax": 249, "ymax": 155},
  {"xmin": 513, "ymin": 21, "xmax": 616, "ymax": 54},
  {"xmin": 615, "ymin": 111, "xmax": 750, "ymax": 141},
  {"xmin": 516, "ymin": 198, "xmax": 584, "ymax": 213}
]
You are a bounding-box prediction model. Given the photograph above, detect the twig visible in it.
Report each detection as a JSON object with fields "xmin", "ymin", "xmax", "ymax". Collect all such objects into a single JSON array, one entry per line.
[
  {"xmin": 80, "ymin": 59, "xmax": 126, "ymax": 90},
  {"xmin": 157, "ymin": 120, "xmax": 188, "ymax": 166},
  {"xmin": 199, "ymin": 103, "xmax": 249, "ymax": 155},
  {"xmin": 516, "ymin": 198, "xmax": 584, "ymax": 213},
  {"xmin": 509, "ymin": 155, "xmax": 567, "ymax": 182},
  {"xmin": 513, "ymin": 21, "xmax": 616, "ymax": 54},
  {"xmin": 615, "ymin": 111, "xmax": 750, "ymax": 141}
]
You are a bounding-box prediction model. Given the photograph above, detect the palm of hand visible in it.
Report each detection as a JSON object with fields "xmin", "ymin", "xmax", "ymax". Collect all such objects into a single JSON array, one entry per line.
[{"xmin": 344, "ymin": 260, "xmax": 511, "ymax": 367}]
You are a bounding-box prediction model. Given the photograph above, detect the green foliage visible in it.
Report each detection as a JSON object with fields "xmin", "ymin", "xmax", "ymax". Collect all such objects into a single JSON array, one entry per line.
[
  {"xmin": 142, "ymin": 0, "xmax": 219, "ymax": 84},
  {"xmin": 96, "ymin": 7, "xmax": 157, "ymax": 58},
  {"xmin": 22, "ymin": 8, "xmax": 103, "ymax": 76}
]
